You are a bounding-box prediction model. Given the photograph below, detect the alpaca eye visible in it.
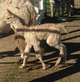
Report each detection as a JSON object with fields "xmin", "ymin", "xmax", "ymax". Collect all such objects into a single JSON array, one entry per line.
[
  {"xmin": 7, "ymin": 18, "xmax": 10, "ymax": 19},
  {"xmin": 7, "ymin": 17, "xmax": 11, "ymax": 19}
]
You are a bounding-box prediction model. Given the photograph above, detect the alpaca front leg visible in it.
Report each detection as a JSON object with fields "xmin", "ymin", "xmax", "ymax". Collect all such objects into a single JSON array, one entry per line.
[
  {"xmin": 20, "ymin": 52, "xmax": 24, "ymax": 59},
  {"xmin": 17, "ymin": 52, "xmax": 24, "ymax": 64},
  {"xmin": 19, "ymin": 44, "xmax": 32, "ymax": 68},
  {"xmin": 19, "ymin": 54, "xmax": 28, "ymax": 68}
]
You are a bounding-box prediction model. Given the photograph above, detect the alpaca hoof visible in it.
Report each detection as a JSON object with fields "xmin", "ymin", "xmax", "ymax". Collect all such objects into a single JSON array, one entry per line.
[
  {"xmin": 55, "ymin": 57, "xmax": 62, "ymax": 66},
  {"xmin": 43, "ymin": 67, "xmax": 46, "ymax": 70},
  {"xmin": 19, "ymin": 66, "xmax": 23, "ymax": 69},
  {"xmin": 55, "ymin": 63, "xmax": 58, "ymax": 66},
  {"xmin": 42, "ymin": 64, "xmax": 46, "ymax": 70},
  {"xmin": 17, "ymin": 59, "xmax": 23, "ymax": 64},
  {"xmin": 55, "ymin": 62, "xmax": 60, "ymax": 66},
  {"xmin": 19, "ymin": 65, "xmax": 25, "ymax": 68}
]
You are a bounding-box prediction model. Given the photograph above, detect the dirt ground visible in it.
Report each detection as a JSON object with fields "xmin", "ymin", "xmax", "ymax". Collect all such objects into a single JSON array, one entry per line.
[{"xmin": 0, "ymin": 17, "xmax": 80, "ymax": 82}]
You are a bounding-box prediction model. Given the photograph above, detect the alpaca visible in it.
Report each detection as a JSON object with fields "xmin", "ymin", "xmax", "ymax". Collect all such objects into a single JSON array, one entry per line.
[
  {"xmin": 4, "ymin": 8, "xmax": 46, "ymax": 65},
  {"xmin": 5, "ymin": 9, "xmax": 67, "ymax": 69},
  {"xmin": 1, "ymin": 0, "xmax": 36, "ymax": 63}
]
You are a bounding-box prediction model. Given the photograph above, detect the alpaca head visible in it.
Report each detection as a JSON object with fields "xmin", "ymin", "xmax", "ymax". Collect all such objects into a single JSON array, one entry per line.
[
  {"xmin": 4, "ymin": 9, "xmax": 15, "ymax": 24},
  {"xmin": 4, "ymin": 9, "xmax": 23, "ymax": 30}
]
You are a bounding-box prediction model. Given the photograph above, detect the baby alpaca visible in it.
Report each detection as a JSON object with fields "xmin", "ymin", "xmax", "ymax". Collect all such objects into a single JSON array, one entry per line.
[{"xmin": 5, "ymin": 9, "xmax": 67, "ymax": 69}]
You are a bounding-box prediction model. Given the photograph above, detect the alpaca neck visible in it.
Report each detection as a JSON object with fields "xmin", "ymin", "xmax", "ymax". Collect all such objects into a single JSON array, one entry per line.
[{"xmin": 11, "ymin": 19, "xmax": 24, "ymax": 29}]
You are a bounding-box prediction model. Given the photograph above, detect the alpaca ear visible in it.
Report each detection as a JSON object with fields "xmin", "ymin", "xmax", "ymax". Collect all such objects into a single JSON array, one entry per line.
[{"xmin": 6, "ymin": 9, "xmax": 13, "ymax": 17}]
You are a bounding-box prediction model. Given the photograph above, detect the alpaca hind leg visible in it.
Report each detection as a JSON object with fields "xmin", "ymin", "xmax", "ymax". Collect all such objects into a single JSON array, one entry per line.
[
  {"xmin": 55, "ymin": 44, "xmax": 67, "ymax": 66},
  {"xmin": 46, "ymin": 35, "xmax": 67, "ymax": 66},
  {"xmin": 61, "ymin": 44, "xmax": 67, "ymax": 66}
]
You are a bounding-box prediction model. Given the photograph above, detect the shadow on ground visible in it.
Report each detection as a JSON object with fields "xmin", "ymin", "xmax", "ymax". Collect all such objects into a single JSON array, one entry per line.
[
  {"xmin": 0, "ymin": 30, "xmax": 14, "ymax": 38},
  {"xmin": 24, "ymin": 42, "xmax": 80, "ymax": 73},
  {"xmin": 31, "ymin": 42, "xmax": 80, "ymax": 82},
  {"xmin": 0, "ymin": 48, "xmax": 19, "ymax": 59}
]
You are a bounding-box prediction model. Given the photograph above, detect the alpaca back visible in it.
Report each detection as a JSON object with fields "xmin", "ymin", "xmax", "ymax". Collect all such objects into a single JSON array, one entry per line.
[{"xmin": 22, "ymin": 23, "xmax": 61, "ymax": 42}]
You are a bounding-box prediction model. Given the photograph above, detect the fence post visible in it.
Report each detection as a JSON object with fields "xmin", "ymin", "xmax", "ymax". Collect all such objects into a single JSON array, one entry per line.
[
  {"xmin": 39, "ymin": 0, "xmax": 43, "ymax": 13},
  {"xmin": 62, "ymin": 0, "xmax": 65, "ymax": 17},
  {"xmin": 44, "ymin": 0, "xmax": 47, "ymax": 16}
]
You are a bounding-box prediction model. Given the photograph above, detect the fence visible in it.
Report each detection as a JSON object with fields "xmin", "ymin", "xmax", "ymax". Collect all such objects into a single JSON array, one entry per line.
[{"xmin": 33, "ymin": 0, "xmax": 44, "ymax": 25}]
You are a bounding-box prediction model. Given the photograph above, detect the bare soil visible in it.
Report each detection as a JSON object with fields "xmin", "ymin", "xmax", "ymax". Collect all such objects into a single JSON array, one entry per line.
[{"xmin": 0, "ymin": 17, "xmax": 80, "ymax": 82}]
